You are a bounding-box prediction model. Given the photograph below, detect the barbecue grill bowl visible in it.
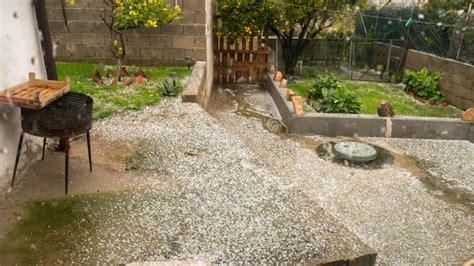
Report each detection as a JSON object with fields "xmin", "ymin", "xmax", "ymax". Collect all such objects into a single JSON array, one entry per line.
[{"xmin": 21, "ymin": 92, "xmax": 93, "ymax": 138}]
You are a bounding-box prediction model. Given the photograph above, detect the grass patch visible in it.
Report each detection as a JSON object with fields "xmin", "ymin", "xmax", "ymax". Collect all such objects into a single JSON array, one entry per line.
[
  {"xmin": 288, "ymin": 80, "xmax": 462, "ymax": 118},
  {"xmin": 56, "ymin": 62, "xmax": 191, "ymax": 119}
]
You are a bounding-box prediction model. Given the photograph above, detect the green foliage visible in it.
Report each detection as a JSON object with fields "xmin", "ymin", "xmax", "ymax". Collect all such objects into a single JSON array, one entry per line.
[
  {"xmin": 308, "ymin": 74, "xmax": 361, "ymax": 114},
  {"xmin": 161, "ymin": 79, "xmax": 181, "ymax": 97},
  {"xmin": 403, "ymin": 68, "xmax": 444, "ymax": 102},
  {"xmin": 216, "ymin": 0, "xmax": 273, "ymax": 44},
  {"xmin": 113, "ymin": 0, "xmax": 181, "ymax": 30},
  {"xmin": 288, "ymin": 79, "xmax": 461, "ymax": 118}
]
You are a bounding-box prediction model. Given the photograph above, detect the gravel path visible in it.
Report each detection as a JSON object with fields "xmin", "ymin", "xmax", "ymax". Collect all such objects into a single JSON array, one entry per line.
[
  {"xmin": 73, "ymin": 98, "xmax": 372, "ymax": 264},
  {"xmin": 207, "ymin": 85, "xmax": 474, "ymax": 265}
]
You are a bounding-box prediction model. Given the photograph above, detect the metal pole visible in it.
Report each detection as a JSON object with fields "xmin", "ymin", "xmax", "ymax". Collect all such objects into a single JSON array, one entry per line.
[
  {"xmin": 386, "ymin": 40, "xmax": 392, "ymax": 80},
  {"xmin": 349, "ymin": 39, "xmax": 354, "ymax": 80}
]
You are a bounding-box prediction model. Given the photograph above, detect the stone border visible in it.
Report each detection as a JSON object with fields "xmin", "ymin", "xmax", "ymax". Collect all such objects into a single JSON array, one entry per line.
[
  {"xmin": 265, "ymin": 74, "xmax": 474, "ymax": 142},
  {"xmin": 182, "ymin": 61, "xmax": 211, "ymax": 109}
]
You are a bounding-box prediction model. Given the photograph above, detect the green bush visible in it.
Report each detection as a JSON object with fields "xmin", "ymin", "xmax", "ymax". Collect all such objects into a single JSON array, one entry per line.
[
  {"xmin": 307, "ymin": 75, "xmax": 361, "ymax": 114},
  {"xmin": 403, "ymin": 68, "xmax": 444, "ymax": 102}
]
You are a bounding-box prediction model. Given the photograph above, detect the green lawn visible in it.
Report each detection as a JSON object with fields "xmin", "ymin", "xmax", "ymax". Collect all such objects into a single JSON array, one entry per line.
[
  {"xmin": 56, "ymin": 62, "xmax": 190, "ymax": 119},
  {"xmin": 288, "ymin": 80, "xmax": 462, "ymax": 118}
]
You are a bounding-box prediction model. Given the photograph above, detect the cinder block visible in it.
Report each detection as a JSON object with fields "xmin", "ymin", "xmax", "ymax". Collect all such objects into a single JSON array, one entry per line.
[
  {"xmin": 180, "ymin": 11, "xmax": 195, "ymax": 24},
  {"xmin": 140, "ymin": 48, "xmax": 162, "ymax": 58},
  {"xmin": 74, "ymin": 46, "xmax": 95, "ymax": 57},
  {"xmin": 149, "ymin": 36, "xmax": 173, "ymax": 47},
  {"xmin": 49, "ymin": 20, "xmax": 69, "ymax": 33},
  {"xmin": 173, "ymin": 36, "xmax": 196, "ymax": 48},
  {"xmin": 90, "ymin": 22, "xmax": 110, "ymax": 33},
  {"xmin": 162, "ymin": 48, "xmax": 185, "ymax": 59},
  {"xmin": 79, "ymin": 8, "xmax": 103, "ymax": 22},
  {"xmin": 183, "ymin": 0, "xmax": 205, "ymax": 12},
  {"xmin": 160, "ymin": 24, "xmax": 184, "ymax": 35},
  {"xmin": 183, "ymin": 25, "xmax": 205, "ymax": 36},
  {"xmin": 185, "ymin": 48, "xmax": 206, "ymax": 61},
  {"xmin": 194, "ymin": 12, "xmax": 206, "ymax": 24},
  {"xmin": 95, "ymin": 46, "xmax": 111, "ymax": 57},
  {"xmin": 68, "ymin": 21, "xmax": 92, "ymax": 33},
  {"xmin": 82, "ymin": 33, "xmax": 104, "ymax": 45},
  {"xmin": 126, "ymin": 35, "xmax": 150, "ymax": 47}
]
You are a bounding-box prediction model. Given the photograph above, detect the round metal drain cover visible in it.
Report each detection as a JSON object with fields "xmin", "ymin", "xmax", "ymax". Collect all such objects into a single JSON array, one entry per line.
[{"xmin": 333, "ymin": 141, "xmax": 378, "ymax": 162}]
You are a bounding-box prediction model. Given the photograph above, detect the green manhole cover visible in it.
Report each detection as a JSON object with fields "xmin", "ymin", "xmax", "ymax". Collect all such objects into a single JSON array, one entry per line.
[{"xmin": 333, "ymin": 141, "xmax": 378, "ymax": 162}]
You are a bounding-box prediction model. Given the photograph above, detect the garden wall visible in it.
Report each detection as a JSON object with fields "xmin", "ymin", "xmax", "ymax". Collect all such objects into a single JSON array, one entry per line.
[
  {"xmin": 386, "ymin": 44, "xmax": 474, "ymax": 111},
  {"xmin": 45, "ymin": 0, "xmax": 206, "ymax": 66},
  {"xmin": 266, "ymin": 74, "xmax": 474, "ymax": 142}
]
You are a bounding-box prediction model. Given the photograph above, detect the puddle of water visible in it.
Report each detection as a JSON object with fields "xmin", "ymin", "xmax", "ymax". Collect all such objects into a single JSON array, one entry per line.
[{"xmin": 213, "ymin": 85, "xmax": 287, "ymax": 135}]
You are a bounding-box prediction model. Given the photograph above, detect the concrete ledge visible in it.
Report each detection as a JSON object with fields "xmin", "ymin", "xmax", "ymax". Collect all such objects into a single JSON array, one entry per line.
[
  {"xmin": 182, "ymin": 61, "xmax": 208, "ymax": 108},
  {"xmin": 265, "ymin": 74, "xmax": 474, "ymax": 142}
]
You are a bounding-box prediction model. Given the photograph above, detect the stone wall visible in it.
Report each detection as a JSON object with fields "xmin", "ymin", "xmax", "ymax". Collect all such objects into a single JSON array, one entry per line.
[{"xmin": 46, "ymin": 0, "xmax": 206, "ymax": 66}]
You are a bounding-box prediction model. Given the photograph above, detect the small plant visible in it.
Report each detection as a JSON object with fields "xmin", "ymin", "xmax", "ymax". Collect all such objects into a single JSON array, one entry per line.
[
  {"xmin": 403, "ymin": 68, "xmax": 444, "ymax": 103},
  {"xmin": 307, "ymin": 74, "xmax": 361, "ymax": 114},
  {"xmin": 161, "ymin": 79, "xmax": 180, "ymax": 97}
]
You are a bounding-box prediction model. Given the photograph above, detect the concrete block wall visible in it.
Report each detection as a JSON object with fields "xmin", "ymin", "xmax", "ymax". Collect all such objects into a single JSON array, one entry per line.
[
  {"xmin": 45, "ymin": 0, "xmax": 206, "ymax": 66},
  {"xmin": 387, "ymin": 45, "xmax": 474, "ymax": 111}
]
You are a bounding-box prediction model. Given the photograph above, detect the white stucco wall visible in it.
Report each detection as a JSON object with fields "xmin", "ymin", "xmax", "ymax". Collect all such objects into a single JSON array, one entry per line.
[{"xmin": 0, "ymin": 0, "xmax": 46, "ymax": 191}]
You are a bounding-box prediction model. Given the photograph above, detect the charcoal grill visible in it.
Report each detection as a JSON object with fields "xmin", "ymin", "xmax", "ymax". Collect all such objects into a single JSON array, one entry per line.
[{"xmin": 11, "ymin": 92, "xmax": 93, "ymax": 194}]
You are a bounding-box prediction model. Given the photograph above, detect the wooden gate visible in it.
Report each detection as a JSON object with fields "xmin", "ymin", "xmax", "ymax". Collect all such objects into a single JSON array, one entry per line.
[{"xmin": 214, "ymin": 35, "xmax": 269, "ymax": 84}]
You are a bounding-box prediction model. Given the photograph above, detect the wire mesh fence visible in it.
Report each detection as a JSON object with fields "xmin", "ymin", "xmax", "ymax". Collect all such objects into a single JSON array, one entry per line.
[{"xmin": 270, "ymin": 2, "xmax": 473, "ymax": 82}]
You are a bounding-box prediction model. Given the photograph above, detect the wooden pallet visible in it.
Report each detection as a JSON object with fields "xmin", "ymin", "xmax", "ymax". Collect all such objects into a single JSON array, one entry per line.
[{"xmin": 0, "ymin": 72, "xmax": 70, "ymax": 109}]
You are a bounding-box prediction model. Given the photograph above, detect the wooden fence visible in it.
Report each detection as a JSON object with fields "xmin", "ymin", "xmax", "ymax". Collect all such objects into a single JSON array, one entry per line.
[{"xmin": 213, "ymin": 35, "xmax": 269, "ymax": 84}]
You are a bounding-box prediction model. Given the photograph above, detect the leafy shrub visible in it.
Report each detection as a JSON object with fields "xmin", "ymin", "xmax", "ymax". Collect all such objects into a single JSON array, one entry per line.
[
  {"xmin": 307, "ymin": 75, "xmax": 361, "ymax": 114},
  {"xmin": 403, "ymin": 68, "xmax": 444, "ymax": 102},
  {"xmin": 161, "ymin": 79, "xmax": 181, "ymax": 97}
]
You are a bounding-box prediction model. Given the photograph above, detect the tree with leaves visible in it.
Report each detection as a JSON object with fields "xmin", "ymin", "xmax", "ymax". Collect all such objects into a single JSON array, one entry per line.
[
  {"xmin": 66, "ymin": 0, "xmax": 180, "ymax": 69},
  {"xmin": 217, "ymin": 0, "xmax": 366, "ymax": 75}
]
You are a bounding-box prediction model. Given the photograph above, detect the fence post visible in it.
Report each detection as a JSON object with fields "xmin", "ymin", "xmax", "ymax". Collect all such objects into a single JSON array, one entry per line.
[
  {"xmin": 349, "ymin": 39, "xmax": 354, "ymax": 80},
  {"xmin": 456, "ymin": 2, "xmax": 472, "ymax": 60},
  {"xmin": 386, "ymin": 40, "xmax": 392, "ymax": 80}
]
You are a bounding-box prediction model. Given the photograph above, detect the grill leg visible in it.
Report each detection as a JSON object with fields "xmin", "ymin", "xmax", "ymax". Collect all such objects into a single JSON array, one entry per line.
[
  {"xmin": 11, "ymin": 132, "xmax": 25, "ymax": 187},
  {"xmin": 41, "ymin": 138, "xmax": 47, "ymax": 160},
  {"xmin": 64, "ymin": 138, "xmax": 70, "ymax": 194},
  {"xmin": 86, "ymin": 131, "xmax": 92, "ymax": 172}
]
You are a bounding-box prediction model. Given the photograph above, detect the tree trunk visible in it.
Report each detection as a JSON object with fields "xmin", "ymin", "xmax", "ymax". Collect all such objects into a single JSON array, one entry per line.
[{"xmin": 281, "ymin": 40, "xmax": 303, "ymax": 75}]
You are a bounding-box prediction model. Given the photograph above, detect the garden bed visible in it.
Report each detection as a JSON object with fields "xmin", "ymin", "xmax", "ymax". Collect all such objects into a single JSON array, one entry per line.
[
  {"xmin": 288, "ymin": 80, "xmax": 462, "ymax": 118},
  {"xmin": 57, "ymin": 62, "xmax": 190, "ymax": 119}
]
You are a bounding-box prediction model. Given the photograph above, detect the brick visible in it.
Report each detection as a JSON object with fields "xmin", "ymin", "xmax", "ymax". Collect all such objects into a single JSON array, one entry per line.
[
  {"xmin": 183, "ymin": 0, "xmax": 205, "ymax": 12},
  {"xmin": 140, "ymin": 48, "xmax": 162, "ymax": 58},
  {"xmin": 149, "ymin": 36, "xmax": 173, "ymax": 47},
  {"xmin": 173, "ymin": 36, "xmax": 196, "ymax": 48},
  {"xmin": 274, "ymin": 71, "xmax": 283, "ymax": 82},
  {"xmin": 88, "ymin": 1, "xmax": 108, "ymax": 8},
  {"xmin": 127, "ymin": 58, "xmax": 152, "ymax": 66},
  {"xmin": 162, "ymin": 48, "xmax": 185, "ymax": 59},
  {"xmin": 61, "ymin": 8, "xmax": 81, "ymax": 21},
  {"xmin": 82, "ymin": 33, "xmax": 104, "ymax": 45},
  {"xmin": 185, "ymin": 48, "xmax": 206, "ymax": 61},
  {"xmin": 461, "ymin": 107, "xmax": 474, "ymax": 121},
  {"xmin": 183, "ymin": 25, "xmax": 205, "ymax": 36},
  {"xmin": 292, "ymin": 96, "xmax": 305, "ymax": 116},
  {"xmin": 287, "ymin": 89, "xmax": 295, "ymax": 100},
  {"xmin": 45, "ymin": 0, "xmax": 62, "ymax": 7},
  {"xmin": 160, "ymin": 24, "xmax": 183, "ymax": 35},
  {"xmin": 137, "ymin": 27, "xmax": 161, "ymax": 34}
]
